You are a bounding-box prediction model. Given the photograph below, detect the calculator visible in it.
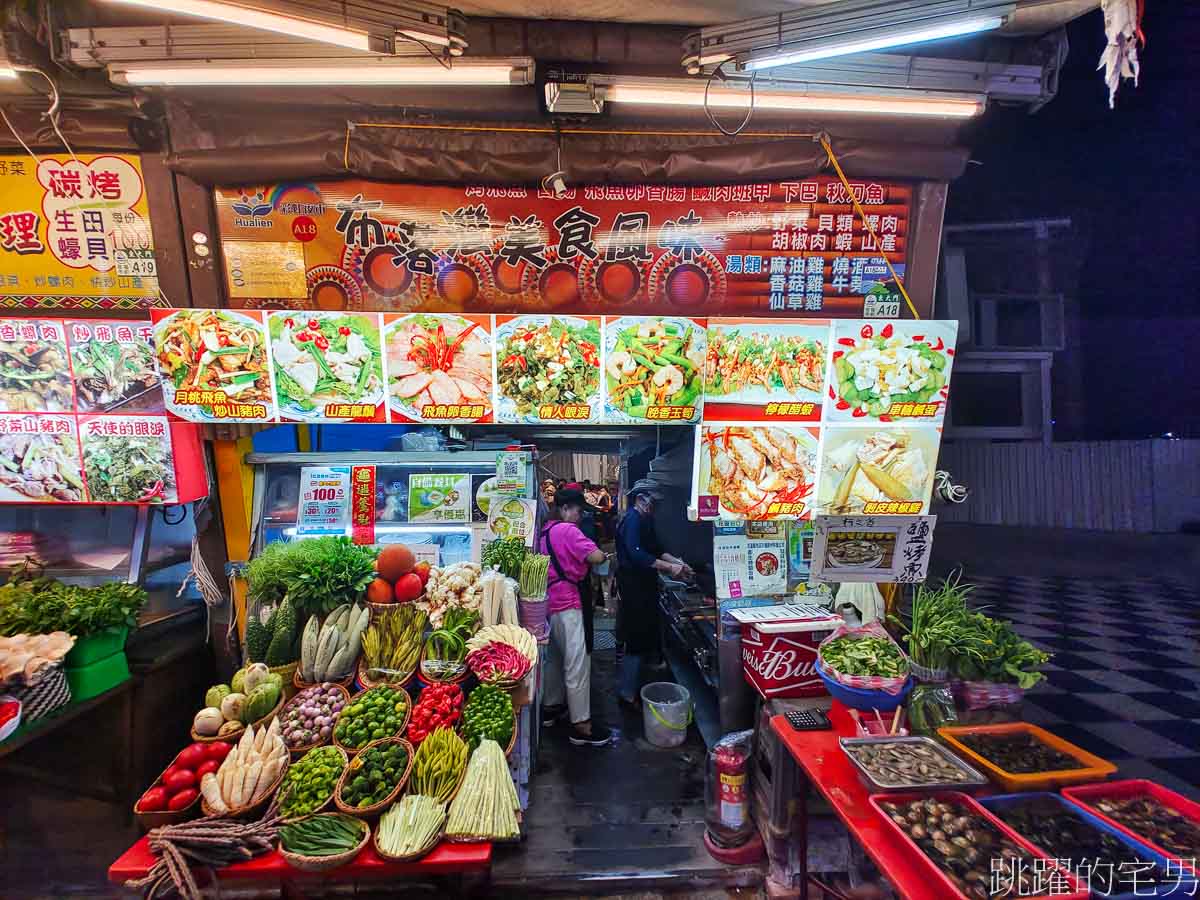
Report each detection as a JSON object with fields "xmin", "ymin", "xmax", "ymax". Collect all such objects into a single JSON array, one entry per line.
[{"xmin": 785, "ymin": 708, "xmax": 831, "ymax": 731}]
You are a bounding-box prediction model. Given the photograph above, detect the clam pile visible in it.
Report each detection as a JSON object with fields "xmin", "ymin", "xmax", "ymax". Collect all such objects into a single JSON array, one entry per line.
[
  {"xmin": 845, "ymin": 740, "xmax": 973, "ymax": 788},
  {"xmin": 882, "ymin": 798, "xmax": 1058, "ymax": 899},
  {"xmin": 1093, "ymin": 795, "xmax": 1200, "ymax": 859}
]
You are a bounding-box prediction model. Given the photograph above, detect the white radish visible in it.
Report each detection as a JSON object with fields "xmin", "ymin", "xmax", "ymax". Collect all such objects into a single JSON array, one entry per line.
[{"xmin": 200, "ymin": 772, "xmax": 227, "ymax": 813}]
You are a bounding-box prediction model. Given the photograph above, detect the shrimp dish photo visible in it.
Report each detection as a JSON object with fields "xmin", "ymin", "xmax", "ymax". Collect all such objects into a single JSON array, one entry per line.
[
  {"xmin": 700, "ymin": 425, "xmax": 818, "ymax": 520},
  {"xmin": 386, "ymin": 314, "xmax": 493, "ymax": 420},
  {"xmin": 604, "ymin": 317, "xmax": 704, "ymax": 423},
  {"xmin": 704, "ymin": 324, "xmax": 825, "ymax": 402},
  {"xmin": 154, "ymin": 310, "xmax": 272, "ymax": 407}
]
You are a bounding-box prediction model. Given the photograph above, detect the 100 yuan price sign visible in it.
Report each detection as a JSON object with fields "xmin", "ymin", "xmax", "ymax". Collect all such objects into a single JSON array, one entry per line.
[{"xmin": 297, "ymin": 465, "xmax": 351, "ymax": 536}]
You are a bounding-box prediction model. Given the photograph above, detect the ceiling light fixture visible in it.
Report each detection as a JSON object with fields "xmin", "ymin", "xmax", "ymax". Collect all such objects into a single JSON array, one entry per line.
[
  {"xmin": 96, "ymin": 0, "xmax": 468, "ymax": 56},
  {"xmin": 108, "ymin": 57, "xmax": 534, "ymax": 87},
  {"xmin": 683, "ymin": 1, "xmax": 1015, "ymax": 74},
  {"xmin": 600, "ymin": 78, "xmax": 985, "ymax": 118}
]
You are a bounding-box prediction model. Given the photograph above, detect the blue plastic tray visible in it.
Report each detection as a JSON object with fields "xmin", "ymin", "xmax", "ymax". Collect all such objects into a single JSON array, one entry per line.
[
  {"xmin": 980, "ymin": 792, "xmax": 1199, "ymax": 899},
  {"xmin": 816, "ymin": 663, "xmax": 912, "ymax": 712}
]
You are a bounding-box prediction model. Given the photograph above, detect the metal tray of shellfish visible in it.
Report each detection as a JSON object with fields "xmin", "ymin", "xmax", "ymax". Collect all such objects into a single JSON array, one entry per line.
[{"xmin": 840, "ymin": 736, "xmax": 990, "ymax": 792}]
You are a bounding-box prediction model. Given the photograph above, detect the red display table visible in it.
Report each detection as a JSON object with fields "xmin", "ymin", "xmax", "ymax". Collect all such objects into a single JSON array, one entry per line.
[
  {"xmin": 109, "ymin": 836, "xmax": 490, "ymax": 887},
  {"xmin": 769, "ymin": 703, "xmax": 943, "ymax": 900}
]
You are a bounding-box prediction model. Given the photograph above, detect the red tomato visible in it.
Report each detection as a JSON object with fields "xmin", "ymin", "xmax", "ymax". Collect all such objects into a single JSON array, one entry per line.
[
  {"xmin": 164, "ymin": 769, "xmax": 195, "ymax": 793},
  {"xmin": 138, "ymin": 786, "xmax": 169, "ymax": 812},
  {"xmin": 196, "ymin": 760, "xmax": 220, "ymax": 778},
  {"xmin": 205, "ymin": 741, "xmax": 233, "ymax": 761},
  {"xmin": 175, "ymin": 744, "xmax": 208, "ymax": 770},
  {"xmin": 412, "ymin": 561, "xmax": 431, "ymax": 587},
  {"xmin": 393, "ymin": 573, "xmax": 423, "ymax": 604},
  {"xmin": 168, "ymin": 788, "xmax": 199, "ymax": 811}
]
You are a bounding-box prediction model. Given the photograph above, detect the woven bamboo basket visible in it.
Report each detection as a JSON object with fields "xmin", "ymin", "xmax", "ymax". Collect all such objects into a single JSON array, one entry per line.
[
  {"xmin": 418, "ymin": 643, "xmax": 469, "ymax": 685},
  {"xmin": 333, "ymin": 737, "xmax": 414, "ymax": 818},
  {"xmin": 332, "ymin": 684, "xmax": 412, "ymax": 757},
  {"xmin": 462, "ymin": 706, "xmax": 518, "ymax": 759},
  {"xmin": 372, "ymin": 809, "xmax": 445, "ymax": 863},
  {"xmin": 132, "ymin": 749, "xmax": 203, "ymax": 831},
  {"xmin": 276, "ymin": 745, "xmax": 348, "ymax": 822},
  {"xmin": 279, "ymin": 682, "xmax": 352, "ymax": 759},
  {"xmin": 278, "ymin": 814, "xmax": 370, "ymax": 873},
  {"xmin": 270, "ymin": 661, "xmax": 301, "ymax": 701},
  {"xmin": 356, "ymin": 657, "xmax": 417, "ymax": 692},
  {"xmin": 201, "ymin": 754, "xmax": 290, "ymax": 819},
  {"xmin": 189, "ymin": 694, "xmax": 284, "ymax": 744}
]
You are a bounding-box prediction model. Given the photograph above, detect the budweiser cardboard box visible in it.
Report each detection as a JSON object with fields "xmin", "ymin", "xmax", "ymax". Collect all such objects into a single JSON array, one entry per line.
[{"xmin": 730, "ymin": 603, "xmax": 842, "ymax": 699}]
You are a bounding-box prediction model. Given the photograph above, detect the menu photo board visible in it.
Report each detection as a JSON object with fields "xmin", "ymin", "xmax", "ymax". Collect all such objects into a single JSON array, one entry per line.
[
  {"xmin": 0, "ymin": 154, "xmax": 159, "ymax": 306},
  {"xmin": 213, "ymin": 178, "xmax": 913, "ymax": 319},
  {"xmin": 0, "ymin": 315, "xmax": 204, "ymax": 504},
  {"xmin": 494, "ymin": 314, "xmax": 601, "ymax": 424},
  {"xmin": 694, "ymin": 423, "xmax": 821, "ymax": 521},
  {"xmin": 702, "ymin": 318, "xmax": 827, "ymax": 423},
  {"xmin": 384, "ymin": 312, "xmax": 494, "ymax": 424}
]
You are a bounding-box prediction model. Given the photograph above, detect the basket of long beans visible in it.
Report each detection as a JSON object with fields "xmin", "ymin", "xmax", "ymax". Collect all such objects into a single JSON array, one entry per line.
[
  {"xmin": 277, "ymin": 812, "xmax": 370, "ymax": 872},
  {"xmin": 517, "ymin": 554, "xmax": 550, "ymax": 641}
]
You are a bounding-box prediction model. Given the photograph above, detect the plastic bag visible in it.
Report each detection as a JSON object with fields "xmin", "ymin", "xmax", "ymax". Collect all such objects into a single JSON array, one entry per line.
[
  {"xmin": 906, "ymin": 683, "xmax": 957, "ymax": 735},
  {"xmin": 817, "ymin": 620, "xmax": 910, "ymax": 695},
  {"xmin": 705, "ymin": 729, "xmax": 756, "ymax": 848}
]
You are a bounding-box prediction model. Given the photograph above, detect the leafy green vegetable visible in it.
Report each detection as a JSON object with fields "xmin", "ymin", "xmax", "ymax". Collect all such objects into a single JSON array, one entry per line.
[
  {"xmin": 950, "ymin": 613, "xmax": 1050, "ymax": 689},
  {"xmin": 82, "ymin": 433, "xmax": 174, "ymax": 503},
  {"xmin": 820, "ymin": 634, "xmax": 908, "ymax": 678},
  {"xmin": 890, "ymin": 573, "xmax": 990, "ymax": 672},
  {"xmin": 253, "ymin": 537, "xmax": 378, "ymax": 620},
  {"xmin": 245, "ymin": 539, "xmax": 293, "ymax": 609},
  {"xmin": 0, "ymin": 564, "xmax": 147, "ymax": 637}
]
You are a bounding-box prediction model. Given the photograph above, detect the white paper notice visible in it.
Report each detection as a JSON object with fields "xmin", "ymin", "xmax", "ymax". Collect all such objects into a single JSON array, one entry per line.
[{"xmin": 810, "ymin": 514, "xmax": 936, "ymax": 583}]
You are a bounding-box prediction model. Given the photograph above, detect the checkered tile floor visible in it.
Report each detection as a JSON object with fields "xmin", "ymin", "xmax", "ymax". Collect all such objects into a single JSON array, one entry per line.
[{"xmin": 970, "ymin": 574, "xmax": 1200, "ymax": 799}]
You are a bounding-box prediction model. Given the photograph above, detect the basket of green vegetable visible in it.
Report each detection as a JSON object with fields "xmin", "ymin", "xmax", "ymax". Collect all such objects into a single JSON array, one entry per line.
[
  {"xmin": 278, "ymin": 812, "xmax": 370, "ymax": 872},
  {"xmin": 817, "ymin": 623, "xmax": 912, "ymax": 710},
  {"xmin": 374, "ymin": 794, "xmax": 447, "ymax": 862},
  {"xmin": 333, "ymin": 736, "xmax": 413, "ymax": 817},
  {"xmin": 461, "ymin": 684, "xmax": 516, "ymax": 756},
  {"xmin": 278, "ymin": 745, "xmax": 347, "ymax": 821},
  {"xmin": 332, "ymin": 685, "xmax": 411, "ymax": 756}
]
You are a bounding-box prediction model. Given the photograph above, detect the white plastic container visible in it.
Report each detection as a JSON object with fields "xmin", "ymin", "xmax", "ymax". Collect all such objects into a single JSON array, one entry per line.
[{"xmin": 641, "ymin": 682, "xmax": 692, "ymax": 747}]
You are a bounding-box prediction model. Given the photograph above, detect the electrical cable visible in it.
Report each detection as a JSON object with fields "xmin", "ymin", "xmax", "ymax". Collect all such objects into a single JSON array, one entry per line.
[
  {"xmin": 703, "ymin": 63, "xmax": 757, "ymax": 137},
  {"xmin": 16, "ymin": 66, "xmax": 77, "ymax": 161},
  {"xmin": 934, "ymin": 470, "xmax": 969, "ymax": 504}
]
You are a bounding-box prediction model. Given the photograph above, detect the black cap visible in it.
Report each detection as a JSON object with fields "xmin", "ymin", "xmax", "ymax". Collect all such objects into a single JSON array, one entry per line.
[{"xmin": 555, "ymin": 487, "xmax": 593, "ymax": 510}]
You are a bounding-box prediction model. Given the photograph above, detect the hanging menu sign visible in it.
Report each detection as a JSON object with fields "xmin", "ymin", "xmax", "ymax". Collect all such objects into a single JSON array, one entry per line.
[
  {"xmin": 213, "ymin": 178, "xmax": 912, "ymax": 318},
  {"xmin": 0, "ymin": 154, "xmax": 159, "ymax": 306},
  {"xmin": 0, "ymin": 315, "xmax": 203, "ymax": 504}
]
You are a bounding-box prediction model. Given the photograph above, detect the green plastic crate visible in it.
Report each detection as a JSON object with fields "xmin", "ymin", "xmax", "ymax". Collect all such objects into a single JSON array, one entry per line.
[
  {"xmin": 65, "ymin": 650, "xmax": 130, "ymax": 701},
  {"xmin": 65, "ymin": 626, "xmax": 129, "ymax": 668}
]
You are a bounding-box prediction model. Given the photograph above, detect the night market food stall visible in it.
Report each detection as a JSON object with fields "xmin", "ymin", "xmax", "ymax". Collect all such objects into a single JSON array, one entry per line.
[{"xmin": 3, "ymin": 1, "xmax": 1186, "ymax": 897}]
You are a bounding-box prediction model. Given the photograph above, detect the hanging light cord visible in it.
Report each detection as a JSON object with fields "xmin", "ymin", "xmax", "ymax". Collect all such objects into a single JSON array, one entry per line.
[{"xmin": 1, "ymin": 66, "xmax": 77, "ymax": 161}]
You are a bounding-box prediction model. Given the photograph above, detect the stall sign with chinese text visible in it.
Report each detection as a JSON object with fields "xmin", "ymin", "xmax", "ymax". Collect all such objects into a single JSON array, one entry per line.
[
  {"xmin": 214, "ymin": 179, "xmax": 912, "ymax": 318},
  {"xmin": 809, "ymin": 515, "xmax": 936, "ymax": 583},
  {"xmin": 0, "ymin": 155, "xmax": 158, "ymax": 299}
]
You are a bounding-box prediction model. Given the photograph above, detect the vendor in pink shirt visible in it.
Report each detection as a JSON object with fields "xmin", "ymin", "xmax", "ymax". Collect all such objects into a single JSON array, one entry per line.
[{"xmin": 537, "ymin": 487, "xmax": 612, "ymax": 747}]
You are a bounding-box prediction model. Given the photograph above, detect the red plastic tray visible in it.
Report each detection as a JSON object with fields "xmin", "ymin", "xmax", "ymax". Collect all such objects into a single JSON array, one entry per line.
[
  {"xmin": 869, "ymin": 791, "xmax": 1088, "ymax": 900},
  {"xmin": 1063, "ymin": 779, "xmax": 1200, "ymax": 873}
]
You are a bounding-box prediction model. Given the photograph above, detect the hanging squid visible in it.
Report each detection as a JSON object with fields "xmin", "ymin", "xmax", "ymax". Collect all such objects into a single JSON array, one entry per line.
[{"xmin": 1097, "ymin": 0, "xmax": 1146, "ymax": 108}]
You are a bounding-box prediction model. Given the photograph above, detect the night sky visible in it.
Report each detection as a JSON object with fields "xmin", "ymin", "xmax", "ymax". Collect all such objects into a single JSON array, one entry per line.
[{"xmin": 946, "ymin": 4, "xmax": 1199, "ymax": 438}]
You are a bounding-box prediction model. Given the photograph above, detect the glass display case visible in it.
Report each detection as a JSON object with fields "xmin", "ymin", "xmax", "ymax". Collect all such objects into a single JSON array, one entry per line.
[{"xmin": 247, "ymin": 451, "xmax": 535, "ymax": 563}]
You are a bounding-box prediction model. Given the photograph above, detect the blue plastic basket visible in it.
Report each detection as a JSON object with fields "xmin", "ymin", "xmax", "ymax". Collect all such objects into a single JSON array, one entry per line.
[
  {"xmin": 816, "ymin": 662, "xmax": 912, "ymax": 712},
  {"xmin": 980, "ymin": 792, "xmax": 1199, "ymax": 899}
]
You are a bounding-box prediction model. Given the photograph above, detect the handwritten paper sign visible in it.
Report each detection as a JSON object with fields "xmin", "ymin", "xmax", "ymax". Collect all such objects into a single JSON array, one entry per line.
[{"xmin": 810, "ymin": 514, "xmax": 936, "ymax": 584}]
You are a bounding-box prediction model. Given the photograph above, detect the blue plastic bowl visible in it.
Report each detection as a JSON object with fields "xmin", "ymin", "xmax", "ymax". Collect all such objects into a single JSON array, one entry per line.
[{"xmin": 816, "ymin": 663, "xmax": 912, "ymax": 712}]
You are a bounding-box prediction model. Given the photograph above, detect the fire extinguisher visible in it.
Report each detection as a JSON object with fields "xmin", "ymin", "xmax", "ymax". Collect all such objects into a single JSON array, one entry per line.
[{"xmin": 705, "ymin": 729, "xmax": 754, "ymax": 848}]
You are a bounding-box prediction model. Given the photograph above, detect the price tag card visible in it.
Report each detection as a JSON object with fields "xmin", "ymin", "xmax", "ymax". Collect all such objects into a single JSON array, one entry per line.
[{"xmin": 297, "ymin": 465, "xmax": 351, "ymax": 536}]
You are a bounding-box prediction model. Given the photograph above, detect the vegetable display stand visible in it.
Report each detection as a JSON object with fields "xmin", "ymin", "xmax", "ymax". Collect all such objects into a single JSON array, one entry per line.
[
  {"xmin": 65, "ymin": 650, "xmax": 130, "ymax": 701},
  {"xmin": 64, "ymin": 625, "xmax": 128, "ymax": 669}
]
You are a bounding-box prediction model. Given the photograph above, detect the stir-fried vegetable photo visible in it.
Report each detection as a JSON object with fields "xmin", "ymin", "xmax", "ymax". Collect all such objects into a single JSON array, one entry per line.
[
  {"xmin": 269, "ymin": 312, "xmax": 384, "ymax": 418},
  {"xmin": 0, "ymin": 331, "xmax": 74, "ymax": 412},
  {"xmin": 495, "ymin": 316, "xmax": 600, "ymax": 421},
  {"xmin": 82, "ymin": 430, "xmax": 176, "ymax": 503},
  {"xmin": 154, "ymin": 310, "xmax": 272, "ymax": 411},
  {"xmin": 603, "ymin": 317, "xmax": 704, "ymax": 422},
  {"xmin": 71, "ymin": 327, "xmax": 160, "ymax": 413}
]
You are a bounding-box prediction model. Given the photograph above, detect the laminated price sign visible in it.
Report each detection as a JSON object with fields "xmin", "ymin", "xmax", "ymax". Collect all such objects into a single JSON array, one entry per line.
[
  {"xmin": 297, "ymin": 466, "xmax": 350, "ymax": 536},
  {"xmin": 408, "ymin": 473, "xmax": 471, "ymax": 524},
  {"xmin": 810, "ymin": 514, "xmax": 936, "ymax": 584}
]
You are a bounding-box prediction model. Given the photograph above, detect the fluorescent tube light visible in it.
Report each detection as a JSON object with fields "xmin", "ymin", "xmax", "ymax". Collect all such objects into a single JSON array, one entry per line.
[
  {"xmin": 0, "ymin": 67, "xmax": 17, "ymax": 80},
  {"xmin": 99, "ymin": 0, "xmax": 375, "ymax": 52},
  {"xmin": 602, "ymin": 81, "xmax": 985, "ymax": 118},
  {"xmin": 740, "ymin": 15, "xmax": 1006, "ymax": 71},
  {"xmin": 109, "ymin": 57, "xmax": 533, "ymax": 86}
]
